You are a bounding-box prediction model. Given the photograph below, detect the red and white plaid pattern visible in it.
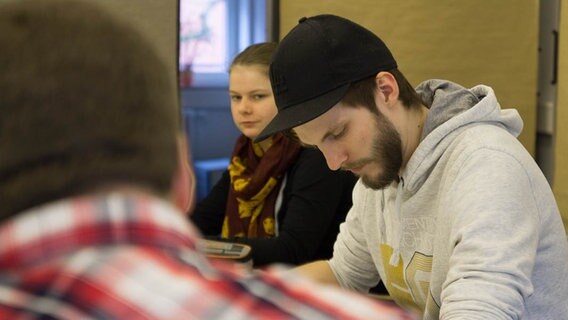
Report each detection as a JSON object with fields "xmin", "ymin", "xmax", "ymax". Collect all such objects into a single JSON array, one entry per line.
[{"xmin": 0, "ymin": 192, "xmax": 416, "ymax": 319}]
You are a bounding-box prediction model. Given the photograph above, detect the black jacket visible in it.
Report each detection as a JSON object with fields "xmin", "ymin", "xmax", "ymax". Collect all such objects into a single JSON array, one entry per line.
[{"xmin": 190, "ymin": 148, "xmax": 357, "ymax": 267}]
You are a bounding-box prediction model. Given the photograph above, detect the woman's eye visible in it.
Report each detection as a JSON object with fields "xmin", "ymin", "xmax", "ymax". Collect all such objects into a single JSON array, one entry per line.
[
  {"xmin": 230, "ymin": 95, "xmax": 241, "ymax": 102},
  {"xmin": 253, "ymin": 94, "xmax": 266, "ymax": 100}
]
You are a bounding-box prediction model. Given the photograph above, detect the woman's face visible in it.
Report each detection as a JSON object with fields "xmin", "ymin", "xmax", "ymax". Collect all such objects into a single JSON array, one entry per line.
[{"xmin": 229, "ymin": 64, "xmax": 277, "ymax": 141}]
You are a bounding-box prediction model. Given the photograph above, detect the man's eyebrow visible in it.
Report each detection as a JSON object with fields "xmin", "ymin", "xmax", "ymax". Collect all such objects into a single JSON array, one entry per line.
[
  {"xmin": 293, "ymin": 119, "xmax": 343, "ymax": 148},
  {"xmin": 319, "ymin": 122, "xmax": 342, "ymax": 144},
  {"xmin": 295, "ymin": 122, "xmax": 342, "ymax": 149}
]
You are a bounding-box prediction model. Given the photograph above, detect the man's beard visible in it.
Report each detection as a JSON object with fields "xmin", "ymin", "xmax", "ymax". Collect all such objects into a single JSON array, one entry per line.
[{"xmin": 349, "ymin": 113, "xmax": 402, "ymax": 190}]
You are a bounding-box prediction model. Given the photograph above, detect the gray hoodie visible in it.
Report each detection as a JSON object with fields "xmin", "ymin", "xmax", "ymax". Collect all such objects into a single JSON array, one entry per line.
[{"xmin": 329, "ymin": 80, "xmax": 568, "ymax": 319}]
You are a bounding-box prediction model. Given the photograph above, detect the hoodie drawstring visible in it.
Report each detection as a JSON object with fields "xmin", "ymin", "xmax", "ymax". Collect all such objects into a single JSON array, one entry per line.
[{"xmin": 388, "ymin": 177, "xmax": 404, "ymax": 266}]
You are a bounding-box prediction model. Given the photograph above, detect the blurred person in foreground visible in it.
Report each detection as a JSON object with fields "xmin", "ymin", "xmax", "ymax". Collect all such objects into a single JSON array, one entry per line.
[
  {"xmin": 255, "ymin": 14, "xmax": 568, "ymax": 319},
  {"xmin": 0, "ymin": 1, "xmax": 416, "ymax": 319}
]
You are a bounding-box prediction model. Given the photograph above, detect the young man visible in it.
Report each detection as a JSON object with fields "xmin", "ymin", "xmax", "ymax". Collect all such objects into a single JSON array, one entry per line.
[
  {"xmin": 255, "ymin": 14, "xmax": 568, "ymax": 319},
  {"xmin": 0, "ymin": 2, "xmax": 416, "ymax": 319}
]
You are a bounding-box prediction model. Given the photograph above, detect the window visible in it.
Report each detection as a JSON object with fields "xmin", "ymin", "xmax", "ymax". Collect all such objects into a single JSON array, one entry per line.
[
  {"xmin": 179, "ymin": 0, "xmax": 270, "ymax": 87},
  {"xmin": 178, "ymin": 0, "xmax": 275, "ymax": 161}
]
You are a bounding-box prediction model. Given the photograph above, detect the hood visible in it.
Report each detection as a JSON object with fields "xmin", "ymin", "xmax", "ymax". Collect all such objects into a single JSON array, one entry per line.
[{"xmin": 403, "ymin": 79, "xmax": 523, "ymax": 193}]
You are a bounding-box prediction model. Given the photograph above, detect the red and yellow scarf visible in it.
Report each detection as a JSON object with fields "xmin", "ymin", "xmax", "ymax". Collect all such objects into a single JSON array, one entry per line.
[{"xmin": 221, "ymin": 133, "xmax": 301, "ymax": 238}]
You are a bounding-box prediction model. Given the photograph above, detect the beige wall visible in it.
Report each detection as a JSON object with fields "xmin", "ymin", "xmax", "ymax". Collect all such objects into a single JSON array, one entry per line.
[
  {"xmin": 279, "ymin": 0, "xmax": 538, "ymax": 154},
  {"xmin": 555, "ymin": 3, "xmax": 568, "ymax": 232}
]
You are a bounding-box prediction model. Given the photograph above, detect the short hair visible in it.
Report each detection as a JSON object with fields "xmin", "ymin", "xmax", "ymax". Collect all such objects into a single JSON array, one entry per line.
[
  {"xmin": 342, "ymin": 68, "xmax": 425, "ymax": 113},
  {"xmin": 229, "ymin": 42, "xmax": 278, "ymax": 74},
  {"xmin": 0, "ymin": 0, "xmax": 179, "ymax": 221}
]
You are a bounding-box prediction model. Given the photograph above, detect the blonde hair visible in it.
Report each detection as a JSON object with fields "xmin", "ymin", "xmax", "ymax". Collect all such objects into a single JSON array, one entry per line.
[{"xmin": 229, "ymin": 42, "xmax": 278, "ymax": 75}]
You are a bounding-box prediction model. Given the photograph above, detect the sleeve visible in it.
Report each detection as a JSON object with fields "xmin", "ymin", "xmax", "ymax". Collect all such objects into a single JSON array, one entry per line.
[
  {"xmin": 328, "ymin": 180, "xmax": 382, "ymax": 293},
  {"xmin": 440, "ymin": 148, "xmax": 539, "ymax": 319},
  {"xmin": 189, "ymin": 170, "xmax": 230, "ymax": 236},
  {"xmin": 234, "ymin": 149, "xmax": 357, "ymax": 267}
]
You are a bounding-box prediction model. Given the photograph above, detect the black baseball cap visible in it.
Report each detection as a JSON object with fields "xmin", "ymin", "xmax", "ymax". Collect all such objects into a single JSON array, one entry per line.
[{"xmin": 255, "ymin": 14, "xmax": 397, "ymax": 142}]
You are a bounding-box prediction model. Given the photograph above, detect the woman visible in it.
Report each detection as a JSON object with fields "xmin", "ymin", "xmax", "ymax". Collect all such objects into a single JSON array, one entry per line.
[{"xmin": 190, "ymin": 42, "xmax": 357, "ymax": 267}]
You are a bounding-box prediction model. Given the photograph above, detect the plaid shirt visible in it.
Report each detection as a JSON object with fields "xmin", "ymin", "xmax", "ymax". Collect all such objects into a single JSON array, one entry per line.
[{"xmin": 0, "ymin": 192, "xmax": 416, "ymax": 320}]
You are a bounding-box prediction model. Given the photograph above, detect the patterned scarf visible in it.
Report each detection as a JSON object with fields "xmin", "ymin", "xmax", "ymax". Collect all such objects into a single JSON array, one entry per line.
[{"xmin": 222, "ymin": 133, "xmax": 301, "ymax": 238}]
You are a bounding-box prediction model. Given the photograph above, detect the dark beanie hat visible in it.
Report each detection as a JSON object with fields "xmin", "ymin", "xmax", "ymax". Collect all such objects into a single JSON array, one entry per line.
[
  {"xmin": 255, "ymin": 14, "xmax": 397, "ymax": 142},
  {"xmin": 0, "ymin": 0, "xmax": 179, "ymax": 219}
]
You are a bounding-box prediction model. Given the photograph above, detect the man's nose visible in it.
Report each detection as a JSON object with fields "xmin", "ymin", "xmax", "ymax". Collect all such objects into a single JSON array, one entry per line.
[{"xmin": 320, "ymin": 145, "xmax": 347, "ymax": 171}]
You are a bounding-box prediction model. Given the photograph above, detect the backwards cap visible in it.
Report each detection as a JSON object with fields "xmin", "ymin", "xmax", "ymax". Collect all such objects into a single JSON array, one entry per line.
[{"xmin": 255, "ymin": 14, "xmax": 397, "ymax": 142}]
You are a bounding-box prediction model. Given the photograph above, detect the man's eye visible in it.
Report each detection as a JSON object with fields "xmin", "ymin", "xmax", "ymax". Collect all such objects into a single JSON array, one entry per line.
[{"xmin": 333, "ymin": 128, "xmax": 345, "ymax": 139}]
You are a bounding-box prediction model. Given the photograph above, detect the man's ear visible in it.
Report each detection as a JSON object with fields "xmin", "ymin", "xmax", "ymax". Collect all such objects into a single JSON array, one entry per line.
[
  {"xmin": 171, "ymin": 133, "xmax": 196, "ymax": 214},
  {"xmin": 376, "ymin": 71, "xmax": 399, "ymax": 105}
]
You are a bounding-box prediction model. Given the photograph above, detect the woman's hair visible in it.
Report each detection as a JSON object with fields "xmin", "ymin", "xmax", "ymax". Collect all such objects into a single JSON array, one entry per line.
[
  {"xmin": 229, "ymin": 42, "xmax": 278, "ymax": 74},
  {"xmin": 342, "ymin": 68, "xmax": 425, "ymax": 113}
]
